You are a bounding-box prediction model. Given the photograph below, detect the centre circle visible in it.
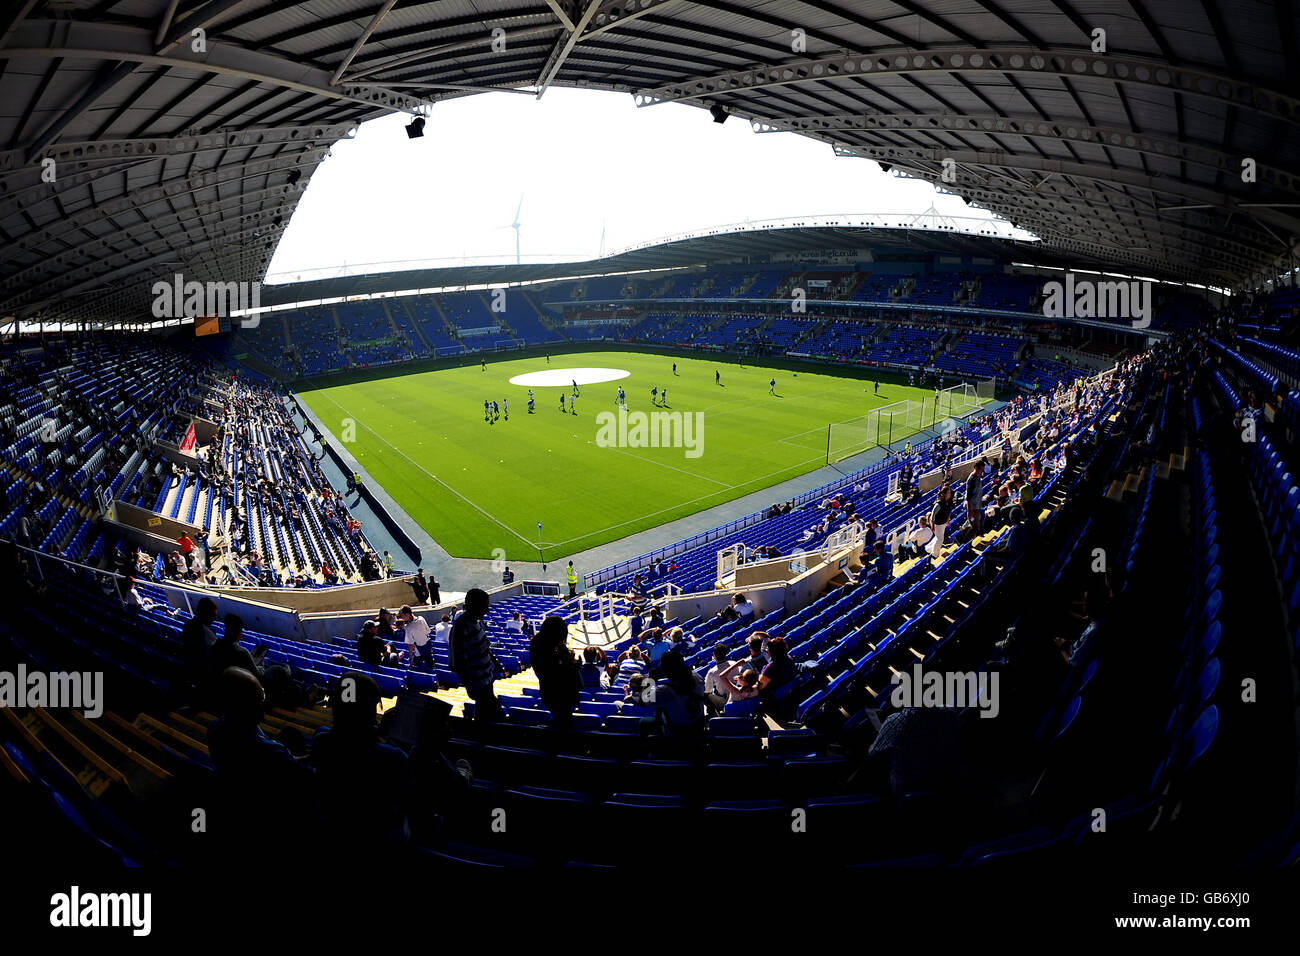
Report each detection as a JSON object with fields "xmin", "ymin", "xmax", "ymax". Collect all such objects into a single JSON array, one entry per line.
[{"xmin": 508, "ymin": 367, "xmax": 632, "ymax": 387}]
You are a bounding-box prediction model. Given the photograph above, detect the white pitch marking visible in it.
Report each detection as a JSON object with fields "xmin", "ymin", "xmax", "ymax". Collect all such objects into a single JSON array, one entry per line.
[{"xmin": 509, "ymin": 367, "xmax": 631, "ymax": 387}]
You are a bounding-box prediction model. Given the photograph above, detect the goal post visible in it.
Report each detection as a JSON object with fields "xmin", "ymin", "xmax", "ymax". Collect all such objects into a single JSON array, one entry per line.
[
  {"xmin": 825, "ymin": 378, "xmax": 997, "ymax": 465},
  {"xmin": 827, "ymin": 398, "xmax": 924, "ymax": 463}
]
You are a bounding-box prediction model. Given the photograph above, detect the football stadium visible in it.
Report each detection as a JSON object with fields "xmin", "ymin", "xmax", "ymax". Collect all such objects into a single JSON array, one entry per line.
[{"xmin": 0, "ymin": 0, "xmax": 1297, "ymax": 931}]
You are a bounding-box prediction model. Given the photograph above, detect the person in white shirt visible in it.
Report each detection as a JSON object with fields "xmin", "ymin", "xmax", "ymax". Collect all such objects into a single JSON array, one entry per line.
[
  {"xmin": 398, "ymin": 605, "xmax": 432, "ymax": 668},
  {"xmin": 124, "ymin": 579, "xmax": 179, "ymax": 616},
  {"xmin": 714, "ymin": 591, "xmax": 754, "ymax": 625},
  {"xmin": 899, "ymin": 516, "xmax": 935, "ymax": 560},
  {"xmin": 702, "ymin": 645, "xmax": 732, "ymax": 714},
  {"xmin": 433, "ymin": 614, "xmax": 452, "ymax": 642},
  {"xmin": 713, "ymin": 658, "xmax": 761, "ymax": 705},
  {"xmin": 505, "ymin": 611, "xmax": 525, "ymax": 635}
]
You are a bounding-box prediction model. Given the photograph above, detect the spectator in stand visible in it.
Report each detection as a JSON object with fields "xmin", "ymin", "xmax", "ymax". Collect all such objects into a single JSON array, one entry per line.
[
  {"xmin": 714, "ymin": 591, "xmax": 754, "ymax": 625},
  {"xmin": 580, "ymin": 646, "xmax": 609, "ymax": 693},
  {"xmin": 206, "ymin": 667, "xmax": 313, "ymax": 845},
  {"xmin": 376, "ymin": 607, "xmax": 396, "ymax": 642},
  {"xmin": 309, "ymin": 673, "xmax": 411, "ymax": 847},
  {"xmin": 642, "ymin": 627, "xmax": 671, "ymax": 671},
  {"xmin": 123, "ymin": 578, "xmax": 178, "ymax": 616},
  {"xmin": 666, "ymin": 626, "xmax": 691, "ymax": 656},
  {"xmin": 398, "ymin": 605, "xmax": 433, "ymax": 669},
  {"xmin": 741, "ymin": 633, "xmax": 769, "ymax": 675},
  {"xmin": 433, "ymin": 614, "xmax": 453, "ymax": 643},
  {"xmin": 529, "ymin": 615, "xmax": 581, "ymax": 731},
  {"xmin": 181, "ymin": 597, "xmax": 219, "ymax": 689},
  {"xmin": 408, "ymin": 568, "xmax": 430, "ymax": 605},
  {"xmin": 1056, "ymin": 589, "xmax": 1108, "ymax": 668},
  {"xmin": 623, "ymin": 674, "xmax": 653, "ymax": 709},
  {"xmin": 866, "ymin": 539, "xmax": 894, "ymax": 585},
  {"xmin": 208, "ymin": 613, "xmax": 263, "ymax": 688},
  {"xmin": 1019, "ymin": 472, "xmax": 1037, "ymax": 512},
  {"xmin": 651, "ymin": 651, "xmax": 706, "ymax": 734},
  {"xmin": 703, "ymin": 645, "xmax": 732, "ymax": 715},
  {"xmin": 758, "ymin": 637, "xmax": 799, "ymax": 711},
  {"xmin": 982, "ymin": 507, "xmax": 1029, "ymax": 582},
  {"xmin": 356, "ymin": 620, "xmax": 387, "ymax": 667},
  {"xmin": 449, "ymin": 588, "xmax": 504, "ymax": 721},
  {"xmin": 615, "ymin": 645, "xmax": 649, "ymax": 685},
  {"xmin": 898, "ymin": 516, "xmax": 935, "ymax": 561},
  {"xmin": 712, "ymin": 657, "xmax": 761, "ymax": 706},
  {"xmin": 965, "ymin": 458, "xmax": 987, "ymax": 538}
]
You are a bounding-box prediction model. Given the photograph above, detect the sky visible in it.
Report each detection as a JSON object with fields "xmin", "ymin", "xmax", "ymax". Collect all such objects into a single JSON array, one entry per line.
[{"xmin": 267, "ymin": 87, "xmax": 1023, "ymax": 284}]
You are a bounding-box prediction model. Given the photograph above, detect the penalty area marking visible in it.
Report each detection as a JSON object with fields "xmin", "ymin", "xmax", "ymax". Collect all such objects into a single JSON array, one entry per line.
[{"xmin": 508, "ymin": 367, "xmax": 630, "ymax": 387}]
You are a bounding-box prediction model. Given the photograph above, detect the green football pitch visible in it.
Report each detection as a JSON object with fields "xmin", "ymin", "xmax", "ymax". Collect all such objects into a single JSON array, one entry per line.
[{"xmin": 298, "ymin": 350, "xmax": 945, "ymax": 562}]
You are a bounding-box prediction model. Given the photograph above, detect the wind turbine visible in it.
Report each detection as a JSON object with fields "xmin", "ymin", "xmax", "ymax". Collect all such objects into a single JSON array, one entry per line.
[{"xmin": 509, "ymin": 194, "xmax": 523, "ymax": 265}]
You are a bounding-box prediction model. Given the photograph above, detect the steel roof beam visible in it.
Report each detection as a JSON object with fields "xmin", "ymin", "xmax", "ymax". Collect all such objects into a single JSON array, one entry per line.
[
  {"xmin": 752, "ymin": 111, "xmax": 1300, "ymax": 197},
  {"xmin": 536, "ymin": 0, "xmax": 602, "ymax": 97},
  {"xmin": 2, "ymin": 18, "xmax": 426, "ymax": 154},
  {"xmin": 634, "ymin": 48, "xmax": 1300, "ymax": 124},
  {"xmin": 329, "ymin": 0, "xmax": 401, "ymax": 87}
]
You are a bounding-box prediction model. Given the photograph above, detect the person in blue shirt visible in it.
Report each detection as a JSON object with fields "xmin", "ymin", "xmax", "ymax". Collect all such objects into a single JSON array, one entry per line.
[
  {"xmin": 860, "ymin": 518, "xmax": 880, "ymax": 553},
  {"xmin": 643, "ymin": 628, "xmax": 672, "ymax": 670},
  {"xmin": 769, "ymin": 378, "xmax": 776, "ymax": 394},
  {"xmin": 867, "ymin": 539, "xmax": 893, "ymax": 584},
  {"xmin": 580, "ymin": 646, "xmax": 608, "ymax": 694}
]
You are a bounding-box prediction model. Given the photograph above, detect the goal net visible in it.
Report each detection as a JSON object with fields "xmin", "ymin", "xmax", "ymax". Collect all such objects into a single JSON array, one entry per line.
[
  {"xmin": 826, "ymin": 380, "xmax": 995, "ymax": 464},
  {"xmin": 827, "ymin": 399, "xmax": 925, "ymax": 463}
]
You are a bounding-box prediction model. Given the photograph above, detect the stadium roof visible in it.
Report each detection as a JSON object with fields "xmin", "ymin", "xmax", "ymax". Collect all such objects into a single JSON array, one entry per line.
[
  {"xmin": 255, "ymin": 214, "xmax": 1077, "ymax": 307},
  {"xmin": 1, "ymin": 0, "xmax": 1297, "ymax": 326}
]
